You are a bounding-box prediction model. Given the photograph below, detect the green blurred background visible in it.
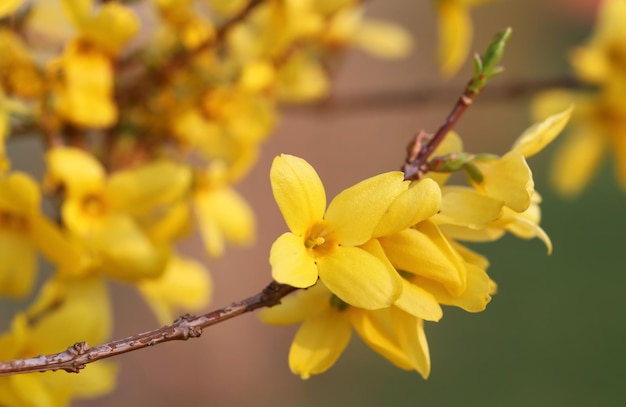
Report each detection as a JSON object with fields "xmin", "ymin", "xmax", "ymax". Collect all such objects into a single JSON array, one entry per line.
[{"xmin": 6, "ymin": 0, "xmax": 625, "ymax": 406}]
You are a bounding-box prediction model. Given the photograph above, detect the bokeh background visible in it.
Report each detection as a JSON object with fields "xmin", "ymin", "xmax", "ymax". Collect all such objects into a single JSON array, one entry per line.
[{"xmin": 5, "ymin": 0, "xmax": 625, "ymax": 405}]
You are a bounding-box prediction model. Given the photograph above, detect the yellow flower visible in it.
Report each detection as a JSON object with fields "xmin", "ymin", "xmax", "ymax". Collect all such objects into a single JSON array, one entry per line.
[
  {"xmin": 434, "ymin": 0, "xmax": 496, "ymax": 77},
  {"xmin": 534, "ymin": 88, "xmax": 626, "ymax": 195},
  {"xmin": 260, "ymin": 282, "xmax": 431, "ymax": 379},
  {"xmin": 63, "ymin": 0, "xmax": 139, "ymax": 55},
  {"xmin": 0, "ymin": 30, "xmax": 44, "ymax": 98},
  {"xmin": 269, "ymin": 154, "xmax": 440, "ymax": 309},
  {"xmin": 321, "ymin": 5, "xmax": 413, "ymax": 59},
  {"xmin": 569, "ymin": 0, "xmax": 626, "ymax": 87},
  {"xmin": 0, "ymin": 171, "xmax": 80, "ymax": 297},
  {"xmin": 0, "ymin": 277, "xmax": 117, "ymax": 405},
  {"xmin": 52, "ymin": 40, "xmax": 117, "ymax": 128},
  {"xmin": 44, "ymin": 147, "xmax": 191, "ymax": 281}
]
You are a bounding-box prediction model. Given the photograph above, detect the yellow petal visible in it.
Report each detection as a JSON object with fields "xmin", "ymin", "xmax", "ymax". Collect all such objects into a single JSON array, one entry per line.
[
  {"xmin": 394, "ymin": 279, "xmax": 443, "ymax": 322},
  {"xmin": 0, "ymin": 231, "xmax": 36, "ymax": 297},
  {"xmin": 414, "ymin": 262, "xmax": 492, "ymax": 312},
  {"xmin": 30, "ymin": 214, "xmax": 82, "ymax": 274},
  {"xmin": 41, "ymin": 361, "xmax": 118, "ymax": 401},
  {"xmin": 353, "ymin": 20, "xmax": 413, "ymax": 59},
  {"xmin": 436, "ymin": 0, "xmax": 472, "ymax": 77},
  {"xmin": 318, "ymin": 242, "xmax": 401, "ymax": 309},
  {"xmin": 392, "ymin": 308, "xmax": 430, "ymax": 379},
  {"xmin": 81, "ymin": 2, "xmax": 140, "ymax": 54},
  {"xmin": 289, "ymin": 308, "xmax": 352, "ymax": 379},
  {"xmin": 0, "ymin": 172, "xmax": 40, "ymax": 215},
  {"xmin": 55, "ymin": 41, "xmax": 117, "ymax": 127},
  {"xmin": 326, "ymin": 172, "xmax": 407, "ymax": 246},
  {"xmin": 349, "ymin": 307, "xmax": 412, "ymax": 370},
  {"xmin": 277, "ymin": 52, "xmax": 329, "ymax": 103},
  {"xmin": 62, "ymin": 0, "xmax": 92, "ymax": 27},
  {"xmin": 45, "ymin": 147, "xmax": 105, "ymax": 198},
  {"xmin": 438, "ymin": 222, "xmax": 505, "ymax": 242},
  {"xmin": 379, "ymin": 221, "xmax": 465, "ymax": 295},
  {"xmin": 270, "ymin": 232, "xmax": 318, "ymax": 288},
  {"xmin": 472, "ymin": 151, "xmax": 534, "ymax": 213},
  {"xmin": 270, "ymin": 154, "xmax": 326, "ymax": 235},
  {"xmin": 512, "ymin": 106, "xmax": 573, "ymax": 158},
  {"xmin": 550, "ymin": 126, "xmax": 606, "ymax": 197},
  {"xmin": 502, "ymin": 212, "xmax": 553, "ymax": 254},
  {"xmin": 96, "ymin": 215, "xmax": 169, "ymax": 281},
  {"xmin": 139, "ymin": 254, "xmax": 213, "ymax": 325},
  {"xmin": 373, "ymin": 178, "xmax": 441, "ymax": 237},
  {"xmin": 29, "ymin": 277, "xmax": 111, "ymax": 352},
  {"xmin": 434, "ymin": 186, "xmax": 504, "ymax": 228},
  {"xmin": 194, "ymin": 187, "xmax": 255, "ymax": 257},
  {"xmin": 259, "ymin": 282, "xmax": 330, "ymax": 325},
  {"xmin": 0, "ymin": 0, "xmax": 25, "ymax": 17},
  {"xmin": 107, "ymin": 160, "xmax": 192, "ymax": 215}
]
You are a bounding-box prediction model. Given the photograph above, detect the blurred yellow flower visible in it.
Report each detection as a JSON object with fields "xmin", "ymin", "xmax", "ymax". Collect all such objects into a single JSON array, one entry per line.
[
  {"xmin": 569, "ymin": 0, "xmax": 626, "ymax": 88},
  {"xmin": 52, "ymin": 41, "xmax": 117, "ymax": 128},
  {"xmin": 44, "ymin": 147, "xmax": 190, "ymax": 280},
  {"xmin": 0, "ymin": 277, "xmax": 116, "ymax": 405},
  {"xmin": 434, "ymin": 0, "xmax": 495, "ymax": 77}
]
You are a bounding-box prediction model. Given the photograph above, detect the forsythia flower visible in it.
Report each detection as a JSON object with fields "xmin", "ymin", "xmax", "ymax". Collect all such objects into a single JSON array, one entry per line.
[
  {"xmin": 44, "ymin": 147, "xmax": 189, "ymax": 280},
  {"xmin": 533, "ymin": 0, "xmax": 626, "ymax": 195},
  {"xmin": 0, "ymin": 277, "xmax": 116, "ymax": 406},
  {"xmin": 269, "ymin": 154, "xmax": 441, "ymax": 310}
]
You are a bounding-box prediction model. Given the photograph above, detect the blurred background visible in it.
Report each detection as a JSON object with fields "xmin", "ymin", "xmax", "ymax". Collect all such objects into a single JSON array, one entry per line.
[{"xmin": 6, "ymin": 0, "xmax": 626, "ymax": 405}]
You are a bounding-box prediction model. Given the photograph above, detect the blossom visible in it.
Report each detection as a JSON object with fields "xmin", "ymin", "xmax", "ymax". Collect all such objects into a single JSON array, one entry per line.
[
  {"xmin": 44, "ymin": 147, "xmax": 190, "ymax": 280},
  {"xmin": 0, "ymin": 277, "xmax": 116, "ymax": 406},
  {"xmin": 269, "ymin": 154, "xmax": 441, "ymax": 310},
  {"xmin": 568, "ymin": 0, "xmax": 626, "ymax": 88},
  {"xmin": 532, "ymin": 0, "xmax": 626, "ymax": 195}
]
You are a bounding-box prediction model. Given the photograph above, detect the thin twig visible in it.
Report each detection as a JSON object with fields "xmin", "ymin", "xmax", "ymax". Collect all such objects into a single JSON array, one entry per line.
[{"xmin": 0, "ymin": 281, "xmax": 298, "ymax": 376}]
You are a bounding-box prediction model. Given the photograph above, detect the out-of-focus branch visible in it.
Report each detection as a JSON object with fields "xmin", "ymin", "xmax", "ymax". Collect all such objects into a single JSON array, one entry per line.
[
  {"xmin": 287, "ymin": 76, "xmax": 583, "ymax": 114},
  {"xmin": 0, "ymin": 281, "xmax": 298, "ymax": 376}
]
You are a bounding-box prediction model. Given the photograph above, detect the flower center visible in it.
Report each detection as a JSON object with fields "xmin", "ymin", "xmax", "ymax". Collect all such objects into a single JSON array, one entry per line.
[
  {"xmin": 0, "ymin": 210, "xmax": 29, "ymax": 235},
  {"xmin": 81, "ymin": 193, "xmax": 108, "ymax": 217},
  {"xmin": 304, "ymin": 222, "xmax": 336, "ymax": 258}
]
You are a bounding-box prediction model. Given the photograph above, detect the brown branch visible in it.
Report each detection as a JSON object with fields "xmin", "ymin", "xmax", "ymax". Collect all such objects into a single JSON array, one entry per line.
[
  {"xmin": 0, "ymin": 281, "xmax": 298, "ymax": 376},
  {"xmin": 401, "ymin": 80, "xmax": 479, "ymax": 181}
]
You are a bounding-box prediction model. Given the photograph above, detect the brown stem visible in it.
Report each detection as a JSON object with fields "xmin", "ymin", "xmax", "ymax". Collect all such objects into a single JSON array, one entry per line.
[
  {"xmin": 0, "ymin": 281, "xmax": 298, "ymax": 376},
  {"xmin": 401, "ymin": 83, "xmax": 477, "ymax": 181}
]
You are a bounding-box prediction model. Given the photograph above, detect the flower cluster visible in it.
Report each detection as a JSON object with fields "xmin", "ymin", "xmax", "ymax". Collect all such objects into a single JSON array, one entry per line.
[
  {"xmin": 533, "ymin": 0, "xmax": 626, "ymax": 196},
  {"xmin": 261, "ymin": 107, "xmax": 570, "ymax": 379},
  {"xmin": 0, "ymin": 0, "xmax": 414, "ymax": 404}
]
